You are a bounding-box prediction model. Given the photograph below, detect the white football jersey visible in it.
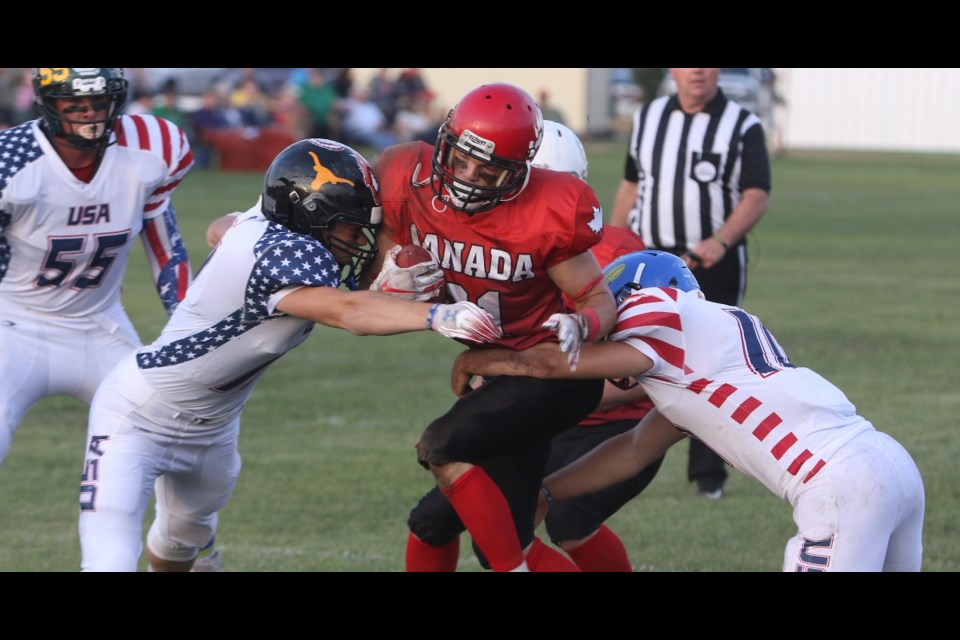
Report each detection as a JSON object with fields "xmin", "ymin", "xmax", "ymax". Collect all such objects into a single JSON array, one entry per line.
[
  {"xmin": 613, "ymin": 287, "xmax": 874, "ymax": 504},
  {"xmin": 132, "ymin": 206, "xmax": 342, "ymax": 424},
  {"xmin": 0, "ymin": 115, "xmax": 192, "ymax": 316}
]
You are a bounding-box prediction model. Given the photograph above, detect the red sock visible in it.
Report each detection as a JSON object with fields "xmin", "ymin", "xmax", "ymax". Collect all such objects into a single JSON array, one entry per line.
[
  {"xmin": 440, "ymin": 466, "xmax": 525, "ymax": 572},
  {"xmin": 526, "ymin": 537, "xmax": 581, "ymax": 572},
  {"xmin": 564, "ymin": 524, "xmax": 633, "ymax": 572},
  {"xmin": 405, "ymin": 532, "xmax": 460, "ymax": 572}
]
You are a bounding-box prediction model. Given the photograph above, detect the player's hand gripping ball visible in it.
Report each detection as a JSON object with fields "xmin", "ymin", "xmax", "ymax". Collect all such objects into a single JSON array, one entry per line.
[
  {"xmin": 393, "ymin": 244, "xmax": 436, "ymax": 269},
  {"xmin": 371, "ymin": 244, "xmax": 446, "ymax": 302}
]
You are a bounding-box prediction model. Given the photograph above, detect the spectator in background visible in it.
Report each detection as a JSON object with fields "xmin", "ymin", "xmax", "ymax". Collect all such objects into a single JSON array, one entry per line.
[
  {"xmin": 298, "ymin": 67, "xmax": 340, "ymax": 140},
  {"xmin": 393, "ymin": 68, "xmax": 428, "ymax": 113},
  {"xmin": 230, "ymin": 76, "xmax": 273, "ymax": 127},
  {"xmin": 269, "ymin": 83, "xmax": 309, "ymax": 140},
  {"xmin": 124, "ymin": 88, "xmax": 155, "ymax": 116},
  {"xmin": 337, "ymin": 86, "xmax": 397, "ymax": 152},
  {"xmin": 537, "ymin": 89, "xmax": 566, "ymax": 125},
  {"xmin": 190, "ymin": 89, "xmax": 241, "ymax": 168},
  {"xmin": 13, "ymin": 68, "xmax": 38, "ymax": 126},
  {"xmin": 151, "ymin": 79, "xmax": 189, "ymax": 133},
  {"xmin": 610, "ymin": 67, "xmax": 771, "ymax": 500},
  {"xmin": 392, "ymin": 90, "xmax": 441, "ymax": 144},
  {"xmin": 368, "ymin": 68, "xmax": 398, "ymax": 127},
  {"xmin": 332, "ymin": 68, "xmax": 354, "ymax": 99}
]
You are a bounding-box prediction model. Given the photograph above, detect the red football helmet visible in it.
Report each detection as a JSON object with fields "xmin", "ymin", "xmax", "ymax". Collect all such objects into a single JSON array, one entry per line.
[{"xmin": 431, "ymin": 83, "xmax": 544, "ymax": 213}]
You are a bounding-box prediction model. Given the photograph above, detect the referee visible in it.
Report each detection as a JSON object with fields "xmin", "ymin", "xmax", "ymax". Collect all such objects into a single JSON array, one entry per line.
[{"xmin": 610, "ymin": 68, "xmax": 771, "ymax": 500}]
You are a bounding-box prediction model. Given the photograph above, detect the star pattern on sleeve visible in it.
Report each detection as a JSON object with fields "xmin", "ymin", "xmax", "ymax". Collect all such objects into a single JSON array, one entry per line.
[
  {"xmin": 137, "ymin": 225, "xmax": 340, "ymax": 370},
  {"xmin": 241, "ymin": 224, "xmax": 341, "ymax": 323},
  {"xmin": 0, "ymin": 123, "xmax": 43, "ymax": 192},
  {"xmin": 0, "ymin": 123, "xmax": 43, "ymax": 281}
]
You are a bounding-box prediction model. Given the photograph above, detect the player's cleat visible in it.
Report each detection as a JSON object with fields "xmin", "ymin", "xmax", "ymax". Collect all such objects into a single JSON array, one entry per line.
[
  {"xmin": 190, "ymin": 549, "xmax": 223, "ymax": 572},
  {"xmin": 696, "ymin": 477, "xmax": 724, "ymax": 500}
]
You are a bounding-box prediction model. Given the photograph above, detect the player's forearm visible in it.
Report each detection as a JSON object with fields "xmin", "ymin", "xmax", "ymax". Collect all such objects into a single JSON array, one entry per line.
[
  {"xmin": 454, "ymin": 344, "xmax": 568, "ymax": 382},
  {"xmin": 545, "ymin": 409, "xmax": 683, "ymax": 501},
  {"xmin": 544, "ymin": 429, "xmax": 644, "ymax": 500},
  {"xmin": 280, "ymin": 288, "xmax": 434, "ymax": 335}
]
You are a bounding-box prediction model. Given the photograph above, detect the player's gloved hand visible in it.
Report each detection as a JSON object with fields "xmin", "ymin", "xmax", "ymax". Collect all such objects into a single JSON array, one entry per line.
[
  {"xmin": 371, "ymin": 245, "xmax": 445, "ymax": 301},
  {"xmin": 542, "ymin": 313, "xmax": 588, "ymax": 372},
  {"xmin": 429, "ymin": 302, "xmax": 502, "ymax": 343}
]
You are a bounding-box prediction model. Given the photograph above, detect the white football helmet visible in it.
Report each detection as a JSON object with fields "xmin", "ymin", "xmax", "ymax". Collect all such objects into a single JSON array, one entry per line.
[{"xmin": 531, "ymin": 120, "xmax": 588, "ymax": 181}]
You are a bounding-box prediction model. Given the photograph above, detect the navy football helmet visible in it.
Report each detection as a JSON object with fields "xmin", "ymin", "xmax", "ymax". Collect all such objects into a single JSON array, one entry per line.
[
  {"xmin": 602, "ymin": 250, "xmax": 701, "ymax": 305},
  {"xmin": 33, "ymin": 68, "xmax": 128, "ymax": 151},
  {"xmin": 262, "ymin": 138, "xmax": 382, "ymax": 287}
]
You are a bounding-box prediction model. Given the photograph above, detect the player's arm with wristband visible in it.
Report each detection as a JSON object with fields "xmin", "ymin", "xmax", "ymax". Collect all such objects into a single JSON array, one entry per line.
[{"xmin": 541, "ymin": 251, "xmax": 617, "ymax": 372}]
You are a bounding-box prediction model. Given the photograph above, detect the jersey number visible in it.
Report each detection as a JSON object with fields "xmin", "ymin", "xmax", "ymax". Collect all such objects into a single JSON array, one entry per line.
[
  {"xmin": 38, "ymin": 232, "xmax": 130, "ymax": 290},
  {"xmin": 724, "ymin": 308, "xmax": 793, "ymax": 375},
  {"xmin": 447, "ymin": 283, "xmax": 504, "ymax": 329}
]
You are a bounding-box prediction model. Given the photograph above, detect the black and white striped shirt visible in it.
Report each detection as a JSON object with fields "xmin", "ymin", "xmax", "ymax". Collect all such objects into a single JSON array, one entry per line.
[{"xmin": 623, "ymin": 89, "xmax": 771, "ymax": 251}]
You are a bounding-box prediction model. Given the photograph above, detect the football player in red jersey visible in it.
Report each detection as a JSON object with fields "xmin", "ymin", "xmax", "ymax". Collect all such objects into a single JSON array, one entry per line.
[
  {"xmin": 367, "ymin": 85, "xmax": 617, "ymax": 572},
  {"xmin": 450, "ymin": 121, "xmax": 666, "ymax": 572}
]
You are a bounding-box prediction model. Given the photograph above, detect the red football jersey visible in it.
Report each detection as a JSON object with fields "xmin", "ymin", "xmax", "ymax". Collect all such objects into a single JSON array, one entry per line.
[{"xmin": 377, "ymin": 142, "xmax": 605, "ymax": 351}]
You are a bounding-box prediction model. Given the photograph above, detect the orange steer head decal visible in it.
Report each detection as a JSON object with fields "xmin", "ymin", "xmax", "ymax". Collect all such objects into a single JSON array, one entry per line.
[{"xmin": 310, "ymin": 151, "xmax": 356, "ymax": 190}]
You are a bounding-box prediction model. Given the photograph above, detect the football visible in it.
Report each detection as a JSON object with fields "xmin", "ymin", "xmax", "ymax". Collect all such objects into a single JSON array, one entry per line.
[{"xmin": 394, "ymin": 244, "xmax": 438, "ymax": 268}]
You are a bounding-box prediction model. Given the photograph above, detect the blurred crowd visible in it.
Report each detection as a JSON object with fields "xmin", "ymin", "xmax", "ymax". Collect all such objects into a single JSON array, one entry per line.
[{"xmin": 0, "ymin": 68, "xmax": 447, "ymax": 170}]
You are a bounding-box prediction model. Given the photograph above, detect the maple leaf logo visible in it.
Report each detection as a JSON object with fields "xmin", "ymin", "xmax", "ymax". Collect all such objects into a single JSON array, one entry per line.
[{"xmin": 588, "ymin": 206, "xmax": 604, "ymax": 234}]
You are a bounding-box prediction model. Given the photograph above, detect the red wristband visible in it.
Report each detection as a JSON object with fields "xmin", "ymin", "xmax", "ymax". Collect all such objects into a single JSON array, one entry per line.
[{"xmin": 580, "ymin": 309, "xmax": 601, "ymax": 342}]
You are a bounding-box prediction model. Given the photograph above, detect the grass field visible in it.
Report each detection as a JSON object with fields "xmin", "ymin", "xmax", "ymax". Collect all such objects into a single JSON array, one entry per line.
[{"xmin": 2, "ymin": 142, "xmax": 958, "ymax": 571}]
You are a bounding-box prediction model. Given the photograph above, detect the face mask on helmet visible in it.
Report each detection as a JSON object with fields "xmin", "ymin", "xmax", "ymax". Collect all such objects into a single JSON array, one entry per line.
[
  {"xmin": 33, "ymin": 68, "xmax": 128, "ymax": 151},
  {"xmin": 431, "ymin": 83, "xmax": 543, "ymax": 214},
  {"xmin": 261, "ymin": 138, "xmax": 383, "ymax": 289},
  {"xmin": 531, "ymin": 120, "xmax": 588, "ymax": 181},
  {"xmin": 602, "ymin": 250, "xmax": 702, "ymax": 305}
]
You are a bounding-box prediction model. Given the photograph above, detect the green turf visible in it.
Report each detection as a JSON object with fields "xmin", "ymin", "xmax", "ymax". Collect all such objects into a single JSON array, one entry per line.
[{"xmin": 1, "ymin": 144, "xmax": 956, "ymax": 571}]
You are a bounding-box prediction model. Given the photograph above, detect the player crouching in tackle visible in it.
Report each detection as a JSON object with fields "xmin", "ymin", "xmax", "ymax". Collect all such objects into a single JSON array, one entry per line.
[
  {"xmin": 452, "ymin": 250, "xmax": 925, "ymax": 572},
  {"xmin": 78, "ymin": 138, "xmax": 500, "ymax": 572}
]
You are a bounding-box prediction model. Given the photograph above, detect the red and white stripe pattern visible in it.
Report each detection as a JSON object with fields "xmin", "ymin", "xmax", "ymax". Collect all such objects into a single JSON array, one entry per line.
[
  {"xmin": 115, "ymin": 114, "xmax": 194, "ymax": 312},
  {"xmin": 610, "ymin": 286, "xmax": 687, "ymax": 380},
  {"xmin": 610, "ymin": 288, "xmax": 848, "ymax": 497},
  {"xmin": 684, "ymin": 375, "xmax": 826, "ymax": 484},
  {"xmin": 115, "ymin": 114, "xmax": 194, "ymax": 215}
]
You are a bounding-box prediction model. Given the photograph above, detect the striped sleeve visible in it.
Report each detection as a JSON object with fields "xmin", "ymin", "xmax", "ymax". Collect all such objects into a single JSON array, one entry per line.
[
  {"xmin": 141, "ymin": 204, "xmax": 191, "ymax": 315},
  {"xmin": 609, "ymin": 286, "xmax": 686, "ymax": 381},
  {"xmin": 116, "ymin": 114, "xmax": 195, "ymax": 217}
]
